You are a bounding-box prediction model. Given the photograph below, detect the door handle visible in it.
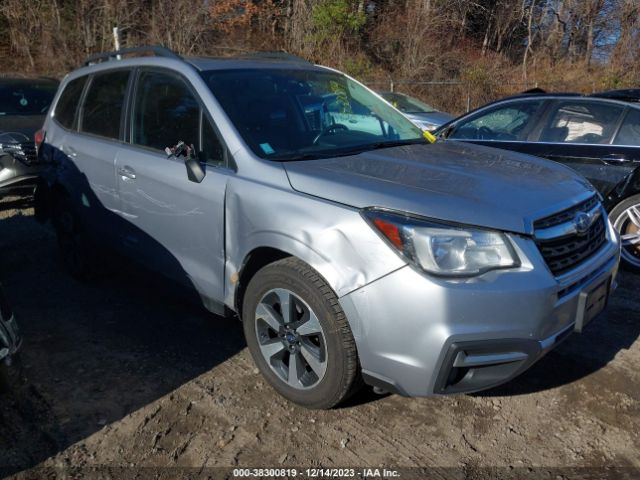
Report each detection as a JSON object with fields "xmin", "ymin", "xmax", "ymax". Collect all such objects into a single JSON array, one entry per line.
[
  {"xmin": 118, "ymin": 166, "xmax": 136, "ymax": 180},
  {"xmin": 601, "ymin": 154, "xmax": 629, "ymax": 164}
]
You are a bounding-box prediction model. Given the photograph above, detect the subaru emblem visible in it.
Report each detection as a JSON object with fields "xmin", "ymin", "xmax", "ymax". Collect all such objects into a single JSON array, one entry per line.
[{"xmin": 574, "ymin": 212, "xmax": 592, "ymax": 235}]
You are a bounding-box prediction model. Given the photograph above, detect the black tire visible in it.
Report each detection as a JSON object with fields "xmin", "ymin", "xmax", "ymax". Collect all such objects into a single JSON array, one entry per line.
[
  {"xmin": 53, "ymin": 196, "xmax": 99, "ymax": 280},
  {"xmin": 610, "ymin": 194, "xmax": 640, "ymax": 273},
  {"xmin": 242, "ymin": 257, "xmax": 362, "ymax": 409}
]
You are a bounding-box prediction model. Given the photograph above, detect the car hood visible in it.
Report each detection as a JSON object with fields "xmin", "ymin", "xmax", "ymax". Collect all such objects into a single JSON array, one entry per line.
[{"xmin": 283, "ymin": 141, "xmax": 596, "ymax": 235}]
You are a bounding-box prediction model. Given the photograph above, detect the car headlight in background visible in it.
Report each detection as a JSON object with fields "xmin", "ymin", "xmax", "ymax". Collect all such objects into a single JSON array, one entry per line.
[{"xmin": 363, "ymin": 209, "xmax": 520, "ymax": 277}]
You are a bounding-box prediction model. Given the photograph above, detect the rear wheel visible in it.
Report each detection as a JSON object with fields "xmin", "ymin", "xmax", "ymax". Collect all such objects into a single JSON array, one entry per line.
[
  {"xmin": 610, "ymin": 194, "xmax": 640, "ymax": 273},
  {"xmin": 242, "ymin": 258, "xmax": 362, "ymax": 409}
]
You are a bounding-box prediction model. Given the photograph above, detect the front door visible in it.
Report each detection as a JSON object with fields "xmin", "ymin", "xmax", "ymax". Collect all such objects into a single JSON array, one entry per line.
[{"xmin": 115, "ymin": 69, "xmax": 229, "ymax": 305}]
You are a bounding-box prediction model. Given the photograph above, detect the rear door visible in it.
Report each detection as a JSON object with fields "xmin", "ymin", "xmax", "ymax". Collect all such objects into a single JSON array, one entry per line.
[
  {"xmin": 115, "ymin": 68, "xmax": 230, "ymax": 304},
  {"xmin": 521, "ymin": 99, "xmax": 635, "ymax": 197},
  {"xmin": 60, "ymin": 69, "xmax": 132, "ymax": 240}
]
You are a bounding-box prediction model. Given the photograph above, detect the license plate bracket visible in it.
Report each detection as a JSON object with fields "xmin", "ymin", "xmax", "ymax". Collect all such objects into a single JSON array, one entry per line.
[{"xmin": 575, "ymin": 277, "xmax": 610, "ymax": 333}]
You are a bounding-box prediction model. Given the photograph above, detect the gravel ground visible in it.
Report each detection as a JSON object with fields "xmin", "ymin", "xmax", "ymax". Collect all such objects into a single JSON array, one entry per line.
[{"xmin": 0, "ymin": 195, "xmax": 638, "ymax": 480}]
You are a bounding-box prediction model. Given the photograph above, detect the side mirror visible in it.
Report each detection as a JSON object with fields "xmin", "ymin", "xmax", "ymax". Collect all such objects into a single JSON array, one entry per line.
[
  {"xmin": 166, "ymin": 141, "xmax": 206, "ymax": 184},
  {"xmin": 184, "ymin": 156, "xmax": 205, "ymax": 183}
]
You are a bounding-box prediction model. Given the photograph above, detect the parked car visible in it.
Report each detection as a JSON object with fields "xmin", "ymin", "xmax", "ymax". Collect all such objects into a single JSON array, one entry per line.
[
  {"xmin": 435, "ymin": 89, "xmax": 640, "ymax": 272},
  {"xmin": 379, "ymin": 91, "xmax": 454, "ymax": 131},
  {"xmin": 0, "ymin": 283, "xmax": 21, "ymax": 391},
  {"xmin": 36, "ymin": 47, "xmax": 620, "ymax": 408},
  {"xmin": 0, "ymin": 77, "xmax": 58, "ymax": 194}
]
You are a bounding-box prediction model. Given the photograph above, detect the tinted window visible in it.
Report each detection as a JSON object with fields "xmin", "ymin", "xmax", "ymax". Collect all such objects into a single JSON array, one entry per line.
[
  {"xmin": 451, "ymin": 101, "xmax": 543, "ymax": 141},
  {"xmin": 55, "ymin": 76, "xmax": 87, "ymax": 129},
  {"xmin": 80, "ymin": 70, "xmax": 130, "ymax": 140},
  {"xmin": 202, "ymin": 69, "xmax": 423, "ymax": 160},
  {"xmin": 540, "ymin": 101, "xmax": 624, "ymax": 144},
  {"xmin": 132, "ymin": 71, "xmax": 199, "ymax": 151},
  {"xmin": 201, "ymin": 116, "xmax": 225, "ymax": 166},
  {"xmin": 0, "ymin": 81, "xmax": 58, "ymax": 116},
  {"xmin": 614, "ymin": 109, "xmax": 640, "ymax": 146}
]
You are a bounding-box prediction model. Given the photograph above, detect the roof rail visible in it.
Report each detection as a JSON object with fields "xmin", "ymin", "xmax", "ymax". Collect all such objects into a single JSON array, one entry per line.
[
  {"xmin": 591, "ymin": 89, "xmax": 640, "ymax": 103},
  {"xmin": 83, "ymin": 45, "xmax": 182, "ymax": 66},
  {"xmin": 239, "ymin": 51, "xmax": 311, "ymax": 64}
]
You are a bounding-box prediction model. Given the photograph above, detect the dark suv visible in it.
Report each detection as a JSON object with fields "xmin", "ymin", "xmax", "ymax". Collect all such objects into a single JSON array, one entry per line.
[{"xmin": 436, "ymin": 90, "xmax": 640, "ymax": 272}]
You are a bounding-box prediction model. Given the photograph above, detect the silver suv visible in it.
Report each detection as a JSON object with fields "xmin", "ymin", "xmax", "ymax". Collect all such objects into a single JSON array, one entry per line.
[{"xmin": 36, "ymin": 47, "xmax": 621, "ymax": 409}]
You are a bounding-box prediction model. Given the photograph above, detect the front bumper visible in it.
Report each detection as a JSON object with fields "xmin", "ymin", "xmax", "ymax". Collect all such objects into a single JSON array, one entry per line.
[
  {"xmin": 0, "ymin": 153, "xmax": 42, "ymax": 193},
  {"xmin": 339, "ymin": 228, "xmax": 620, "ymax": 397}
]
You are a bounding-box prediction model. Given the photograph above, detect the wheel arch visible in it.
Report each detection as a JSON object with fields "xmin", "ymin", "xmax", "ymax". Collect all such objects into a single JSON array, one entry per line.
[{"xmin": 604, "ymin": 165, "xmax": 640, "ymax": 211}]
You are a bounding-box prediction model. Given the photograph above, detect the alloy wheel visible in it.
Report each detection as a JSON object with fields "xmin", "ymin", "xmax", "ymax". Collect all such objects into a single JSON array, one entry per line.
[
  {"xmin": 613, "ymin": 203, "xmax": 640, "ymax": 268},
  {"xmin": 254, "ymin": 288, "xmax": 327, "ymax": 390}
]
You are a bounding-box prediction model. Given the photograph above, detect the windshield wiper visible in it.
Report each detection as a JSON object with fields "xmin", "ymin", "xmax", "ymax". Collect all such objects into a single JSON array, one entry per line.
[
  {"xmin": 272, "ymin": 139, "xmax": 427, "ymax": 162},
  {"xmin": 273, "ymin": 152, "xmax": 338, "ymax": 162},
  {"xmin": 337, "ymin": 139, "xmax": 427, "ymax": 156}
]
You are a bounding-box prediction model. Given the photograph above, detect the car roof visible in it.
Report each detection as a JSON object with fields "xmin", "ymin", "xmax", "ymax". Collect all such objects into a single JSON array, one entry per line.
[{"xmin": 185, "ymin": 55, "xmax": 328, "ymax": 72}]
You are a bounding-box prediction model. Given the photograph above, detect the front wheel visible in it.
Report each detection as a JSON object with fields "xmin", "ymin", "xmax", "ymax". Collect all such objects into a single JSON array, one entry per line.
[
  {"xmin": 610, "ymin": 194, "xmax": 640, "ymax": 273},
  {"xmin": 242, "ymin": 258, "xmax": 362, "ymax": 409}
]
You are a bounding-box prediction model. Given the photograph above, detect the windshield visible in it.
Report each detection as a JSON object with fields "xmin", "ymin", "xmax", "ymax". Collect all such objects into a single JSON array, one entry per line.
[
  {"xmin": 0, "ymin": 82, "xmax": 58, "ymax": 116},
  {"xmin": 201, "ymin": 68, "xmax": 425, "ymax": 160},
  {"xmin": 380, "ymin": 92, "xmax": 436, "ymax": 114}
]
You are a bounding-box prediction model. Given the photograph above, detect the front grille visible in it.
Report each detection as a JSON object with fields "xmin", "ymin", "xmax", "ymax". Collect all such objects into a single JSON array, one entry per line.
[
  {"xmin": 534, "ymin": 195, "xmax": 600, "ymax": 229},
  {"xmin": 534, "ymin": 198, "xmax": 607, "ymax": 276}
]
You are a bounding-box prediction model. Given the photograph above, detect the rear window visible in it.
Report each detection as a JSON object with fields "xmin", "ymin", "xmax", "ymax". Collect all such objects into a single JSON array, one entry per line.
[
  {"xmin": 0, "ymin": 81, "xmax": 58, "ymax": 116},
  {"xmin": 55, "ymin": 76, "xmax": 87, "ymax": 129},
  {"xmin": 80, "ymin": 70, "xmax": 130, "ymax": 140}
]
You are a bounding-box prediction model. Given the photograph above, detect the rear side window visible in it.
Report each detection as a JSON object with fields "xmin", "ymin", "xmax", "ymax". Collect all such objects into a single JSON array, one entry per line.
[
  {"xmin": 55, "ymin": 76, "xmax": 87, "ymax": 129},
  {"xmin": 80, "ymin": 70, "xmax": 130, "ymax": 140},
  {"xmin": 540, "ymin": 101, "xmax": 624, "ymax": 144},
  {"xmin": 614, "ymin": 109, "xmax": 640, "ymax": 146},
  {"xmin": 132, "ymin": 70, "xmax": 199, "ymax": 151}
]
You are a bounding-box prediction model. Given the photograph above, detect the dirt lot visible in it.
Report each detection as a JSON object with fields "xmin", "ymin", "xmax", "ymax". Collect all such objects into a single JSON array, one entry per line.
[{"xmin": 0, "ymin": 195, "xmax": 639, "ymax": 480}]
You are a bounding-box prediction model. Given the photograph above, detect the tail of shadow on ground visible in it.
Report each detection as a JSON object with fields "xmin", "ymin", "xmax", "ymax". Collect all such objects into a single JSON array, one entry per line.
[{"xmin": 0, "ymin": 144, "xmax": 246, "ymax": 476}]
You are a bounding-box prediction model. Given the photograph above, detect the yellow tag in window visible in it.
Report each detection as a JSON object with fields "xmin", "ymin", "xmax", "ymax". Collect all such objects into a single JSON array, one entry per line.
[{"xmin": 423, "ymin": 130, "xmax": 437, "ymax": 143}]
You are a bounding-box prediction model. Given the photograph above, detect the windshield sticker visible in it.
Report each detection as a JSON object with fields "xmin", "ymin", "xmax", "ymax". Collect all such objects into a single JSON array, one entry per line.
[{"xmin": 260, "ymin": 143, "xmax": 275, "ymax": 155}]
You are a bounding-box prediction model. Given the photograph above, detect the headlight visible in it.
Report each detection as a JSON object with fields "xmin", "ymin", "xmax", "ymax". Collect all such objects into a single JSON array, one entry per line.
[{"xmin": 363, "ymin": 209, "xmax": 520, "ymax": 277}]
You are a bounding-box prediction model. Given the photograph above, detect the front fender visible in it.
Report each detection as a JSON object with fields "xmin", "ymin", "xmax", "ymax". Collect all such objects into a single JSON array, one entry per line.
[
  {"xmin": 605, "ymin": 165, "xmax": 640, "ymax": 209},
  {"xmin": 223, "ymin": 177, "xmax": 405, "ymax": 309}
]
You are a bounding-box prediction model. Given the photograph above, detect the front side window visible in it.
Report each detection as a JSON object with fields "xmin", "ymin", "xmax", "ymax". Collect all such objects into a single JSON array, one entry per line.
[
  {"xmin": 614, "ymin": 108, "xmax": 640, "ymax": 146},
  {"xmin": 201, "ymin": 115, "xmax": 225, "ymax": 166},
  {"xmin": 539, "ymin": 101, "xmax": 624, "ymax": 144},
  {"xmin": 55, "ymin": 76, "xmax": 87, "ymax": 129},
  {"xmin": 132, "ymin": 71, "xmax": 199, "ymax": 151},
  {"xmin": 201, "ymin": 68, "xmax": 425, "ymax": 160},
  {"xmin": 80, "ymin": 70, "xmax": 130, "ymax": 140},
  {"xmin": 450, "ymin": 100, "xmax": 543, "ymax": 141}
]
